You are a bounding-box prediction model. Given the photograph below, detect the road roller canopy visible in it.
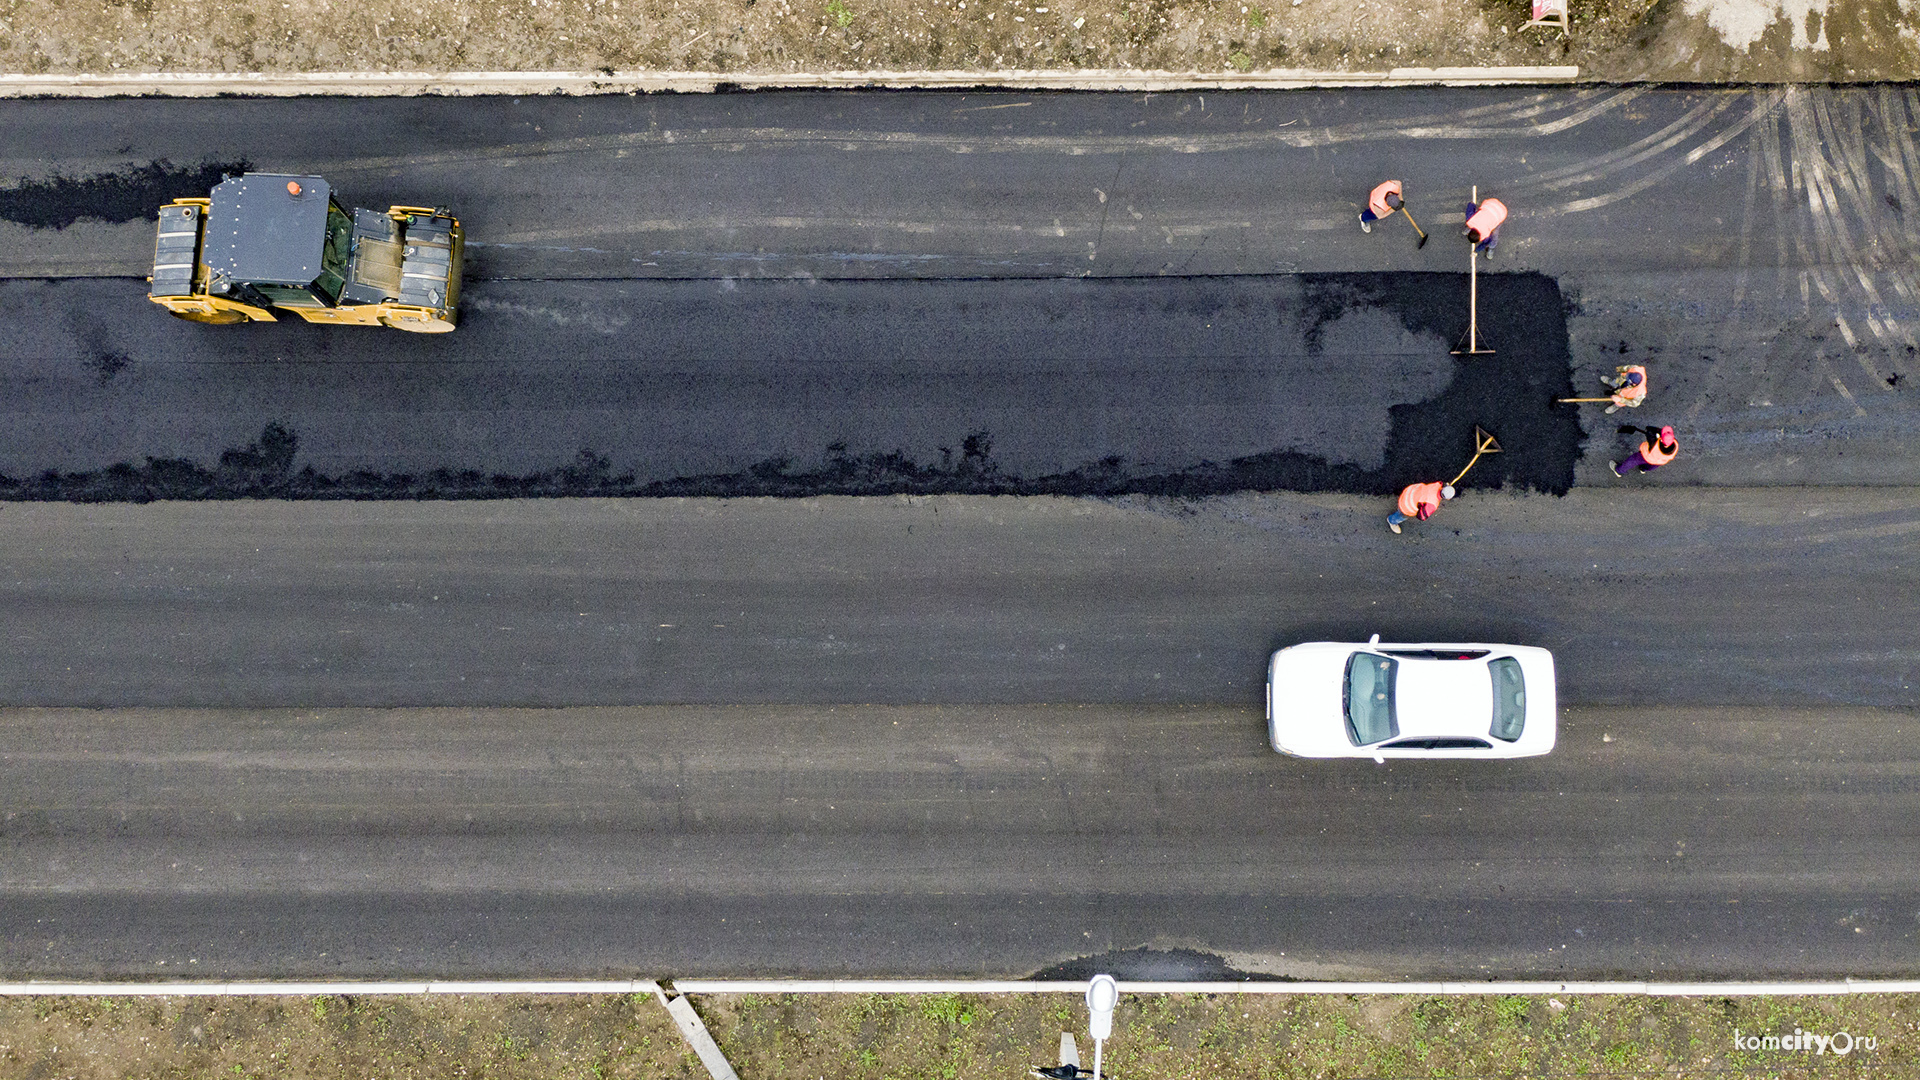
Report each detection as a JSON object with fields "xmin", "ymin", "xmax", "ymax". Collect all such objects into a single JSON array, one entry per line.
[{"xmin": 203, "ymin": 173, "xmax": 333, "ymax": 287}]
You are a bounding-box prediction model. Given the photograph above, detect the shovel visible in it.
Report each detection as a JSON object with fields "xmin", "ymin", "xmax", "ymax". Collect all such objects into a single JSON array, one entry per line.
[
  {"xmin": 1556, "ymin": 396, "xmax": 1617, "ymax": 404},
  {"xmin": 1449, "ymin": 426, "xmax": 1503, "ymax": 486},
  {"xmin": 1399, "ymin": 204, "xmax": 1430, "ymax": 249}
]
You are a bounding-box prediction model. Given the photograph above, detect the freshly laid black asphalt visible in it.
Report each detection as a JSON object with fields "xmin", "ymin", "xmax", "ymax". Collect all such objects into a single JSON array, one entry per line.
[
  {"xmin": 3, "ymin": 86, "xmax": 1916, "ymax": 489},
  {"xmin": 0, "ymin": 272, "xmax": 1576, "ymax": 499}
]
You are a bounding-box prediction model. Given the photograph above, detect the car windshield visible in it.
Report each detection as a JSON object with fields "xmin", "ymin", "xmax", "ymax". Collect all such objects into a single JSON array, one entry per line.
[
  {"xmin": 1489, "ymin": 657, "xmax": 1526, "ymax": 741},
  {"xmin": 1344, "ymin": 652, "xmax": 1398, "ymax": 745}
]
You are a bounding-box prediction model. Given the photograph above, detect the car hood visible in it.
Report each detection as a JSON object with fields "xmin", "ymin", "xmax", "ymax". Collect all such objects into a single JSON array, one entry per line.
[{"xmin": 1268, "ymin": 643, "xmax": 1357, "ymax": 757}]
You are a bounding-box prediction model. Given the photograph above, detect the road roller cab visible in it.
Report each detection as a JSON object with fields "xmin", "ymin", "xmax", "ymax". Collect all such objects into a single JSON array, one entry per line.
[{"xmin": 148, "ymin": 172, "xmax": 462, "ymax": 333}]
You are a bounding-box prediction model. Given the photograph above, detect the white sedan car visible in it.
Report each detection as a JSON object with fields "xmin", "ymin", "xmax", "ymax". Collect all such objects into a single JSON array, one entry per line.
[{"xmin": 1267, "ymin": 636, "xmax": 1556, "ymax": 760}]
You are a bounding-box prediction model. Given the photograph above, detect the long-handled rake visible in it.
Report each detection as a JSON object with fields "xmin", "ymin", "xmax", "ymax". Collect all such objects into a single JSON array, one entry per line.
[
  {"xmin": 1556, "ymin": 396, "xmax": 1617, "ymax": 404},
  {"xmin": 1452, "ymin": 186, "xmax": 1495, "ymax": 355},
  {"xmin": 1449, "ymin": 426, "xmax": 1503, "ymax": 486}
]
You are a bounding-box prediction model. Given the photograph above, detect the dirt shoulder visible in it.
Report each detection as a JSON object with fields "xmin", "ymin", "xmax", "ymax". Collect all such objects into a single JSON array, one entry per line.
[
  {"xmin": 0, "ymin": 0, "xmax": 1914, "ymax": 86},
  {"xmin": 2, "ymin": 991, "xmax": 1914, "ymax": 1079}
]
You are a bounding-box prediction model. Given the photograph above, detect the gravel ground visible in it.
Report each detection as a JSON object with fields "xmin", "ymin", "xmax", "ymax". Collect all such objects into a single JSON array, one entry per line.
[{"xmin": 0, "ymin": 0, "xmax": 1914, "ymax": 83}]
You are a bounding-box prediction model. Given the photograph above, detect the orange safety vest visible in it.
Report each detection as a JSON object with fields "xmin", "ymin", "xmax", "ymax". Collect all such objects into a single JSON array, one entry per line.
[
  {"xmin": 1639, "ymin": 436, "xmax": 1678, "ymax": 467},
  {"xmin": 1368, "ymin": 181, "xmax": 1403, "ymax": 218},
  {"xmin": 1466, "ymin": 198, "xmax": 1508, "ymax": 241},
  {"xmin": 1398, "ymin": 481, "xmax": 1444, "ymax": 519},
  {"xmin": 1614, "ymin": 365, "xmax": 1648, "ymax": 402}
]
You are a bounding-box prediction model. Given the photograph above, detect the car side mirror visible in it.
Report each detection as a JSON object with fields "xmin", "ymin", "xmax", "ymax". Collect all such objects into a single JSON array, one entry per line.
[
  {"xmin": 1372, "ymin": 752, "xmax": 1386, "ymax": 765},
  {"xmin": 1368, "ymin": 633, "xmax": 1380, "ymax": 645}
]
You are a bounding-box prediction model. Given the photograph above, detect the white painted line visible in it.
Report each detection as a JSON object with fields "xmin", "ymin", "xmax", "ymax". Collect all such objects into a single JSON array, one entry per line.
[
  {"xmin": 425, "ymin": 980, "xmax": 662, "ymax": 994},
  {"xmin": 0, "ymin": 980, "xmax": 659, "ymax": 996},
  {"xmin": 671, "ymin": 979, "xmax": 1920, "ymax": 996},
  {"xmin": 0, "ymin": 977, "xmax": 1915, "ymax": 996},
  {"xmin": 679, "ymin": 981, "xmax": 1092, "ymax": 994},
  {"xmin": 0, "ymin": 66, "xmax": 1581, "ymax": 99}
]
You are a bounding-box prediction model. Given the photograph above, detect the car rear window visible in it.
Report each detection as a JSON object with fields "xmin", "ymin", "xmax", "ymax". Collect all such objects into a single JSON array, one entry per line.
[
  {"xmin": 1344, "ymin": 653, "xmax": 1398, "ymax": 746},
  {"xmin": 1489, "ymin": 657, "xmax": 1527, "ymax": 741}
]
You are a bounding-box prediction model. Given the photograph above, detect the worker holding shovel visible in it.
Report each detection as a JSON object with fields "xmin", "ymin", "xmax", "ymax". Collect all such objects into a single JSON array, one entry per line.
[
  {"xmin": 1360, "ymin": 181, "xmax": 1402, "ymax": 232},
  {"xmin": 1360, "ymin": 181, "xmax": 1430, "ymax": 246},
  {"xmin": 1388, "ymin": 481, "xmax": 1454, "ymax": 534},
  {"xmin": 1557, "ymin": 365, "xmax": 1649, "ymax": 413},
  {"xmin": 1601, "ymin": 364, "xmax": 1648, "ymax": 413},
  {"xmin": 1389, "ymin": 427, "xmax": 1502, "ymax": 534},
  {"xmin": 1612, "ymin": 425, "xmax": 1678, "ymax": 477}
]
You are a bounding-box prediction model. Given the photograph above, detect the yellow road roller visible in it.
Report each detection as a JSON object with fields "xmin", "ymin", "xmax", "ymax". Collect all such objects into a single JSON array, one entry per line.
[{"xmin": 149, "ymin": 172, "xmax": 463, "ymax": 333}]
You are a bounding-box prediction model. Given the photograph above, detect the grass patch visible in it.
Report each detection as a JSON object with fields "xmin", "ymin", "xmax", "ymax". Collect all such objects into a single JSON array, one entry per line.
[{"xmin": 0, "ymin": 992, "xmax": 1912, "ymax": 1077}]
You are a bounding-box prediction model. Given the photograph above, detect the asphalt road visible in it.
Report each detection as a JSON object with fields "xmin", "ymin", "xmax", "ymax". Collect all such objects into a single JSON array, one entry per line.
[
  {"xmin": 2, "ymin": 86, "xmax": 1916, "ymax": 488},
  {"xmin": 1, "ymin": 87, "xmax": 1917, "ymax": 980},
  {"xmin": 0, "ymin": 493, "xmax": 1912, "ymax": 710},
  {"xmin": 0, "ymin": 488, "xmax": 1916, "ymax": 978},
  {"xmin": 4, "ymin": 700, "xmax": 1917, "ymax": 980}
]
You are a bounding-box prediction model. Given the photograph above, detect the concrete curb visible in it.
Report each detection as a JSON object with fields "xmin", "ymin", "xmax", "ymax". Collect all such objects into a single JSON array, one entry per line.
[
  {"xmin": 0, "ymin": 980, "xmax": 662, "ymax": 996},
  {"xmin": 0, "ymin": 66, "xmax": 1580, "ymax": 98},
  {"xmin": 0, "ymin": 978, "xmax": 1916, "ymax": 996},
  {"xmin": 674, "ymin": 979, "xmax": 1920, "ymax": 996}
]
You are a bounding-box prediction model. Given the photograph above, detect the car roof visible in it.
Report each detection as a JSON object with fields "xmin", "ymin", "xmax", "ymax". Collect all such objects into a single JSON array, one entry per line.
[{"xmin": 1390, "ymin": 657, "xmax": 1495, "ymax": 738}]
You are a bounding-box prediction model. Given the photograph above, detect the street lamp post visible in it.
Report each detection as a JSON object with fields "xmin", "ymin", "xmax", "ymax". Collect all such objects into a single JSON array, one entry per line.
[{"xmin": 1087, "ymin": 974, "xmax": 1117, "ymax": 1080}]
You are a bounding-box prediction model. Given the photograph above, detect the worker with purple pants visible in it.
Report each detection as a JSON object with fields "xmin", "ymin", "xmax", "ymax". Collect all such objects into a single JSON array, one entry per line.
[{"xmin": 1612, "ymin": 425, "xmax": 1678, "ymax": 476}]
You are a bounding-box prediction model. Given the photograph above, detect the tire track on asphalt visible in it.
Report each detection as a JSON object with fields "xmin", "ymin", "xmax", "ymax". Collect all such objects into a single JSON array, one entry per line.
[
  {"xmin": 1785, "ymin": 88, "xmax": 1915, "ymax": 393},
  {"xmin": 1546, "ymin": 89, "xmax": 1785, "ymax": 215},
  {"xmin": 316, "ymin": 89, "xmax": 1645, "ymax": 178},
  {"xmin": 1499, "ymin": 94, "xmax": 1734, "ymax": 193}
]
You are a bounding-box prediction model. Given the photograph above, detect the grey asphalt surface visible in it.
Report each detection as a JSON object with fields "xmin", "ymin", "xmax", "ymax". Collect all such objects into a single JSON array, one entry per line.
[
  {"xmin": 0, "ymin": 493, "xmax": 1912, "ymax": 710},
  {"xmin": 2, "ymin": 86, "xmax": 1916, "ymax": 487},
  {"xmin": 2, "ymin": 87, "xmax": 1918, "ymax": 980},
  {"xmin": 4, "ymin": 700, "xmax": 1917, "ymax": 980},
  {"xmin": 1, "ymin": 491, "xmax": 1916, "ymax": 978}
]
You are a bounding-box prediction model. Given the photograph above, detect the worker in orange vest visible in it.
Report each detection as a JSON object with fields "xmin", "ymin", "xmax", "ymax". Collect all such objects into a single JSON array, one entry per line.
[
  {"xmin": 1601, "ymin": 364, "xmax": 1647, "ymax": 414},
  {"xmin": 1612, "ymin": 425, "xmax": 1678, "ymax": 477},
  {"xmin": 1388, "ymin": 481, "xmax": 1454, "ymax": 534},
  {"xmin": 1464, "ymin": 197, "xmax": 1507, "ymax": 257},
  {"xmin": 1359, "ymin": 180, "xmax": 1404, "ymax": 233}
]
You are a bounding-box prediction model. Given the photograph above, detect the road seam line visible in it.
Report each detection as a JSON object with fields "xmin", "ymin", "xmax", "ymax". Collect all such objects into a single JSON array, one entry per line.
[{"xmin": 0, "ymin": 67, "xmax": 1581, "ymax": 98}]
